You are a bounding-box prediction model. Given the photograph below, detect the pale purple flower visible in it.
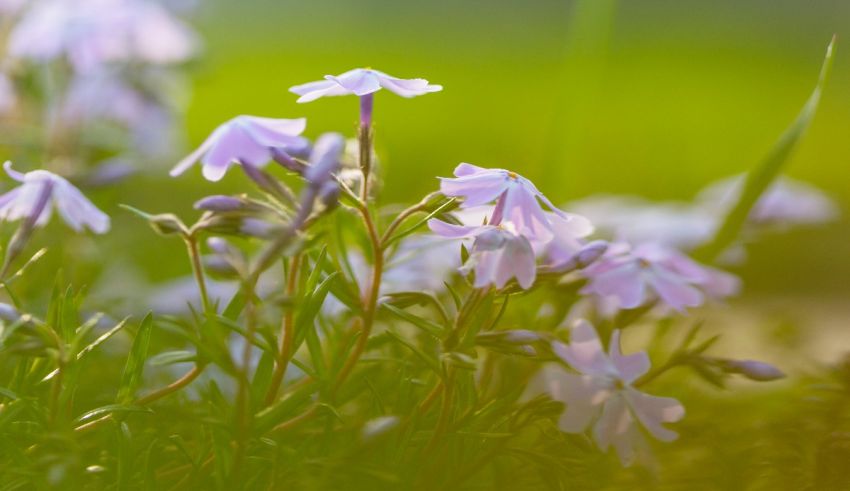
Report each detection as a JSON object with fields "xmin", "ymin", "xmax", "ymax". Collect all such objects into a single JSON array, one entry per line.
[
  {"xmin": 541, "ymin": 212, "xmax": 596, "ymax": 267},
  {"xmin": 0, "ymin": 162, "xmax": 110, "ymax": 233},
  {"xmin": 543, "ymin": 320, "xmax": 685, "ymax": 465},
  {"xmin": 8, "ymin": 0, "xmax": 197, "ymax": 72},
  {"xmin": 170, "ymin": 116, "xmax": 308, "ymax": 181},
  {"xmin": 439, "ymin": 163, "xmax": 566, "ymax": 241},
  {"xmin": 61, "ymin": 70, "xmax": 153, "ymax": 126},
  {"xmin": 698, "ymin": 174, "xmax": 839, "ymax": 227},
  {"xmin": 569, "ymin": 195, "xmax": 718, "ymax": 251},
  {"xmin": 289, "ymin": 68, "xmax": 442, "ymax": 103},
  {"xmin": 428, "ymin": 219, "xmax": 536, "ymax": 289},
  {"xmin": 0, "ymin": 0, "xmax": 26, "ymax": 14},
  {"xmin": 581, "ymin": 242, "xmax": 739, "ymax": 312}
]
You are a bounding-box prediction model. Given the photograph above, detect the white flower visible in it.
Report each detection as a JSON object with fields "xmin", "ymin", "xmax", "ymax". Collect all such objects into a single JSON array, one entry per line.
[
  {"xmin": 290, "ymin": 68, "xmax": 442, "ymax": 103},
  {"xmin": 8, "ymin": 0, "xmax": 198, "ymax": 72},
  {"xmin": 170, "ymin": 116, "xmax": 308, "ymax": 182},
  {"xmin": 0, "ymin": 162, "xmax": 109, "ymax": 233},
  {"xmin": 542, "ymin": 320, "xmax": 685, "ymax": 465},
  {"xmin": 698, "ymin": 174, "xmax": 839, "ymax": 227}
]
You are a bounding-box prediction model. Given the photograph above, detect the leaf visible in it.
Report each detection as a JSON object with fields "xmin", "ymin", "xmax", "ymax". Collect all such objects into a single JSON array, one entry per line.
[
  {"xmin": 696, "ymin": 37, "xmax": 836, "ymax": 262},
  {"xmin": 74, "ymin": 404, "xmax": 153, "ymax": 424},
  {"xmin": 383, "ymin": 197, "xmax": 458, "ymax": 246},
  {"xmin": 42, "ymin": 316, "xmax": 130, "ymax": 382},
  {"xmin": 293, "ymin": 272, "xmax": 338, "ymax": 349},
  {"xmin": 380, "ymin": 303, "xmax": 444, "ymax": 338},
  {"xmin": 383, "ymin": 330, "xmax": 442, "ymax": 375},
  {"xmin": 116, "ymin": 313, "xmax": 154, "ymax": 404},
  {"xmin": 148, "ymin": 350, "xmax": 197, "ymax": 366}
]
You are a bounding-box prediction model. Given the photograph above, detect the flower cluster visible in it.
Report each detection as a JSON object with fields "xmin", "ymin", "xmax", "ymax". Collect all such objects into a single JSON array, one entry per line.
[{"xmin": 429, "ymin": 164, "xmax": 597, "ymax": 289}]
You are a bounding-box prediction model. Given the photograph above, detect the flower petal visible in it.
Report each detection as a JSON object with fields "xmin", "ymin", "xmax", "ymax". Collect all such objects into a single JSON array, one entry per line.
[
  {"xmin": 608, "ymin": 330, "xmax": 650, "ymax": 384},
  {"xmin": 553, "ymin": 320, "xmax": 611, "ymax": 376},
  {"xmin": 623, "ymin": 388, "xmax": 684, "ymax": 442}
]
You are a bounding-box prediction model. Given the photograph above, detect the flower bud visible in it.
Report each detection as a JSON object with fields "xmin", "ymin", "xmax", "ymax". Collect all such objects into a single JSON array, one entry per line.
[
  {"xmin": 203, "ymin": 255, "xmax": 240, "ymax": 279},
  {"xmin": 443, "ymin": 351, "xmax": 477, "ymax": 370},
  {"xmin": 194, "ymin": 195, "xmax": 244, "ymax": 212},
  {"xmin": 0, "ymin": 302, "xmax": 20, "ymax": 323},
  {"xmin": 304, "ymin": 132, "xmax": 344, "ymax": 185},
  {"xmin": 206, "ymin": 237, "xmax": 233, "ymax": 255},
  {"xmin": 477, "ymin": 329, "xmax": 542, "ymax": 346},
  {"xmin": 361, "ymin": 415, "xmax": 399, "ymax": 442},
  {"xmin": 240, "ymin": 218, "xmax": 282, "ymax": 239},
  {"xmin": 575, "ymin": 240, "xmax": 608, "ymax": 268},
  {"xmin": 721, "ymin": 359, "xmax": 785, "ymax": 381},
  {"xmin": 317, "ymin": 181, "xmax": 340, "ymax": 211}
]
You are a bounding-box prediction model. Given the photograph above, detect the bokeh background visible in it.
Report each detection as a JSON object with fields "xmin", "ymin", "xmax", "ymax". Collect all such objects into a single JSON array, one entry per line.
[
  {"xmin": 132, "ymin": 0, "xmax": 847, "ymax": 362},
  {"xmin": 7, "ymin": 0, "xmax": 845, "ymax": 362}
]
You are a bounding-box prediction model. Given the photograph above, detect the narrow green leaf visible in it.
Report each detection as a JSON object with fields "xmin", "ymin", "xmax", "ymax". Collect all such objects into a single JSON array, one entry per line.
[
  {"xmin": 74, "ymin": 404, "xmax": 153, "ymax": 424},
  {"xmin": 117, "ymin": 313, "xmax": 154, "ymax": 404},
  {"xmin": 380, "ymin": 303, "xmax": 444, "ymax": 338},
  {"xmin": 383, "ymin": 330, "xmax": 442, "ymax": 375},
  {"xmin": 148, "ymin": 350, "xmax": 197, "ymax": 366},
  {"xmin": 697, "ymin": 37, "xmax": 836, "ymax": 262}
]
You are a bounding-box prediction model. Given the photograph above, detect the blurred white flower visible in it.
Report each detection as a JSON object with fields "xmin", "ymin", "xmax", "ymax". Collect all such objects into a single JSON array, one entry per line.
[
  {"xmin": 569, "ymin": 195, "xmax": 718, "ymax": 251},
  {"xmin": 0, "ymin": 161, "xmax": 109, "ymax": 233},
  {"xmin": 8, "ymin": 0, "xmax": 198, "ymax": 72},
  {"xmin": 541, "ymin": 320, "xmax": 684, "ymax": 465},
  {"xmin": 0, "ymin": 0, "xmax": 26, "ymax": 14},
  {"xmin": 697, "ymin": 174, "xmax": 839, "ymax": 227}
]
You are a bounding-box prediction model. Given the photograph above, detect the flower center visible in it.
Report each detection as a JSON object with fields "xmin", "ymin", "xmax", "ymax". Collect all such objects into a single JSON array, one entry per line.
[
  {"xmin": 507, "ymin": 171, "xmax": 518, "ymax": 180},
  {"xmin": 638, "ymin": 258, "xmax": 652, "ymax": 269}
]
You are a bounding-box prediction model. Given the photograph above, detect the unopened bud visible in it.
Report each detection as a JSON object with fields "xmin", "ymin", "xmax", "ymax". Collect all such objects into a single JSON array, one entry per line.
[
  {"xmin": 304, "ymin": 132, "xmax": 344, "ymax": 184},
  {"xmin": 575, "ymin": 241, "xmax": 608, "ymax": 268},
  {"xmin": 203, "ymin": 255, "xmax": 240, "ymax": 278},
  {"xmin": 477, "ymin": 329, "xmax": 542, "ymax": 346},
  {"xmin": 206, "ymin": 237, "xmax": 233, "ymax": 255},
  {"xmin": 317, "ymin": 181, "xmax": 340, "ymax": 211},
  {"xmin": 240, "ymin": 218, "xmax": 281, "ymax": 239},
  {"xmin": 0, "ymin": 303, "xmax": 19, "ymax": 323},
  {"xmin": 361, "ymin": 415, "xmax": 399, "ymax": 442},
  {"xmin": 718, "ymin": 358, "xmax": 786, "ymax": 381},
  {"xmin": 443, "ymin": 351, "xmax": 477, "ymax": 370},
  {"xmin": 194, "ymin": 195, "xmax": 244, "ymax": 212}
]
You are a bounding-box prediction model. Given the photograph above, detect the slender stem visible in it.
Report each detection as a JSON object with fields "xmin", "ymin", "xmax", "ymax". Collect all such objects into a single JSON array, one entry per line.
[
  {"xmin": 184, "ymin": 236, "xmax": 212, "ymax": 315},
  {"xmin": 75, "ymin": 365, "xmax": 203, "ymax": 434},
  {"xmin": 264, "ymin": 254, "xmax": 302, "ymax": 405},
  {"xmin": 417, "ymin": 380, "xmax": 444, "ymax": 415},
  {"xmin": 424, "ymin": 369, "xmax": 455, "ymax": 454},
  {"xmin": 272, "ymin": 403, "xmax": 320, "ymax": 433},
  {"xmin": 358, "ymin": 94, "xmax": 373, "ymax": 201},
  {"xmin": 379, "ymin": 203, "xmax": 426, "ymax": 247},
  {"xmin": 634, "ymin": 356, "xmax": 680, "ymax": 388},
  {"xmin": 232, "ymin": 283, "xmax": 258, "ymax": 478},
  {"xmin": 333, "ymin": 206, "xmax": 383, "ymax": 392},
  {"xmin": 332, "ymin": 95, "xmax": 383, "ymax": 391},
  {"xmin": 137, "ymin": 365, "xmax": 203, "ymax": 405}
]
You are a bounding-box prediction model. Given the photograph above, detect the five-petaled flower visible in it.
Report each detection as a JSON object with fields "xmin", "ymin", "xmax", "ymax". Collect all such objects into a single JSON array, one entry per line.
[
  {"xmin": 428, "ymin": 219, "xmax": 536, "ymax": 289},
  {"xmin": 170, "ymin": 116, "xmax": 309, "ymax": 182},
  {"xmin": 289, "ymin": 68, "xmax": 442, "ymax": 103},
  {"xmin": 542, "ymin": 320, "xmax": 685, "ymax": 465},
  {"xmin": 439, "ymin": 163, "xmax": 565, "ymax": 241},
  {"xmin": 0, "ymin": 162, "xmax": 110, "ymax": 233},
  {"xmin": 581, "ymin": 242, "xmax": 739, "ymax": 312}
]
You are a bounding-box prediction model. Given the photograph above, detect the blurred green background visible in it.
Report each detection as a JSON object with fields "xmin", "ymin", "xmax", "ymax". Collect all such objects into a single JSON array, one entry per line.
[
  {"xmin": 165, "ymin": 0, "xmax": 850, "ymax": 297},
  {"xmin": 105, "ymin": 0, "xmax": 849, "ymax": 320}
]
